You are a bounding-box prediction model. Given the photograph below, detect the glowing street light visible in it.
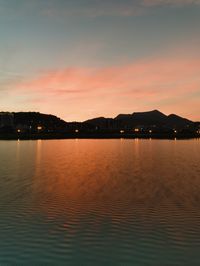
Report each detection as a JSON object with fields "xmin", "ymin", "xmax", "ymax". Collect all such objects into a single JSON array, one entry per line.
[
  {"xmin": 75, "ymin": 129, "xmax": 79, "ymax": 133},
  {"xmin": 120, "ymin": 130, "xmax": 124, "ymax": 134},
  {"xmin": 37, "ymin": 126, "xmax": 42, "ymax": 131},
  {"xmin": 134, "ymin": 128, "xmax": 139, "ymax": 132},
  {"xmin": 149, "ymin": 130, "xmax": 152, "ymax": 133},
  {"xmin": 17, "ymin": 129, "xmax": 21, "ymax": 133}
]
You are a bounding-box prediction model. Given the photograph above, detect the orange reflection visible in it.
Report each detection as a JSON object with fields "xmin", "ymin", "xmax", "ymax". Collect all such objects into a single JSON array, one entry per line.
[{"xmin": 31, "ymin": 139, "xmax": 200, "ymax": 237}]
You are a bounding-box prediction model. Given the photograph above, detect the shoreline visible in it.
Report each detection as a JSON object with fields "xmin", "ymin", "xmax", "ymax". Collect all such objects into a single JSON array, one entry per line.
[{"xmin": 0, "ymin": 133, "xmax": 199, "ymax": 140}]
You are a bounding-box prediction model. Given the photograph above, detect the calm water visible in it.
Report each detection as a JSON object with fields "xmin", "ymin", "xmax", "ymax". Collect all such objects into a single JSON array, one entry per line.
[{"xmin": 0, "ymin": 139, "xmax": 200, "ymax": 265}]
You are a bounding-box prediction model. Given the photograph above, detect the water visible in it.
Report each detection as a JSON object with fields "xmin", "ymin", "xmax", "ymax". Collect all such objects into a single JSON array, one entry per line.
[{"xmin": 0, "ymin": 139, "xmax": 200, "ymax": 265}]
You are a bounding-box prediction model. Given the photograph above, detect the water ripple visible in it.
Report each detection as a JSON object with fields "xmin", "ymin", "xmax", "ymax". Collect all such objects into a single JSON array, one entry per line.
[{"xmin": 0, "ymin": 139, "xmax": 200, "ymax": 265}]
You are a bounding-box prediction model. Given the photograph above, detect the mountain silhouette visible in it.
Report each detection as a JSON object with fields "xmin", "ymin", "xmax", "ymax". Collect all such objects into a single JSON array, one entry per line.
[
  {"xmin": 115, "ymin": 110, "xmax": 167, "ymax": 126},
  {"xmin": 166, "ymin": 114, "xmax": 193, "ymax": 127},
  {"xmin": 85, "ymin": 110, "xmax": 194, "ymax": 129},
  {"xmin": 14, "ymin": 112, "xmax": 67, "ymax": 130},
  {"xmin": 0, "ymin": 110, "xmax": 199, "ymax": 138}
]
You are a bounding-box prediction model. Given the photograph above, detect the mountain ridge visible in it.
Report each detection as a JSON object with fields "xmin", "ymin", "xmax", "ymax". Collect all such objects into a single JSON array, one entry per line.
[
  {"xmin": 85, "ymin": 110, "xmax": 195, "ymax": 128},
  {"xmin": 0, "ymin": 110, "xmax": 199, "ymax": 139},
  {"xmin": 0, "ymin": 110, "xmax": 199, "ymax": 133}
]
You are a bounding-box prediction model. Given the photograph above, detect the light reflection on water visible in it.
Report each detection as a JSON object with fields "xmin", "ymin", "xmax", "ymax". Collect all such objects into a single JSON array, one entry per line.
[{"xmin": 0, "ymin": 139, "xmax": 200, "ymax": 265}]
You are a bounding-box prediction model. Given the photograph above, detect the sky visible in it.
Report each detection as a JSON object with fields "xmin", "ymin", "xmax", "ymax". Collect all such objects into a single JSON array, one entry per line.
[{"xmin": 0, "ymin": 0, "xmax": 200, "ymax": 121}]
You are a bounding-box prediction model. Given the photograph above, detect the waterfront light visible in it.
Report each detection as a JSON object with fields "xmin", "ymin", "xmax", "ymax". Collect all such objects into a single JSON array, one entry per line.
[
  {"xmin": 75, "ymin": 129, "xmax": 79, "ymax": 133},
  {"xmin": 37, "ymin": 126, "xmax": 42, "ymax": 130},
  {"xmin": 134, "ymin": 128, "xmax": 139, "ymax": 132},
  {"xmin": 17, "ymin": 129, "xmax": 21, "ymax": 133},
  {"xmin": 174, "ymin": 130, "xmax": 177, "ymax": 134},
  {"xmin": 149, "ymin": 130, "xmax": 152, "ymax": 133},
  {"xmin": 120, "ymin": 130, "xmax": 124, "ymax": 134}
]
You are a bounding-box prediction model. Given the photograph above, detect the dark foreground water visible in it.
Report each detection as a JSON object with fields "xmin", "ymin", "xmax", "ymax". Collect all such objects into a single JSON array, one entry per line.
[{"xmin": 0, "ymin": 139, "xmax": 200, "ymax": 265}]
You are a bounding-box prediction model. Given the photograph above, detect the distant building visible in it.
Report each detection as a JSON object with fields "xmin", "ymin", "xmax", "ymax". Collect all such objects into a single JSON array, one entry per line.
[{"xmin": 0, "ymin": 112, "xmax": 14, "ymax": 128}]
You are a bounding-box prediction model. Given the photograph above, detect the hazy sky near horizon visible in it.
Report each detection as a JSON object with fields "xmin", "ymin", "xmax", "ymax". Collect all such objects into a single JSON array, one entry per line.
[{"xmin": 0, "ymin": 0, "xmax": 200, "ymax": 121}]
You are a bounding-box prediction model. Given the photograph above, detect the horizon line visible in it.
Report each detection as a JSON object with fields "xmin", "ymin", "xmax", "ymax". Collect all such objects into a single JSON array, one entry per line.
[{"xmin": 0, "ymin": 109, "xmax": 199, "ymax": 123}]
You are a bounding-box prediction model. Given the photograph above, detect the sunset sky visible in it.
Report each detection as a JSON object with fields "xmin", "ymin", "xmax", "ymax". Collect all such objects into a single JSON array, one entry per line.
[{"xmin": 0, "ymin": 0, "xmax": 200, "ymax": 121}]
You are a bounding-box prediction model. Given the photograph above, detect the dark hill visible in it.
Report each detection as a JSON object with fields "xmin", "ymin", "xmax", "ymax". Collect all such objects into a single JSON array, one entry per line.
[
  {"xmin": 0, "ymin": 110, "xmax": 198, "ymax": 136},
  {"xmin": 85, "ymin": 110, "xmax": 195, "ymax": 129},
  {"xmin": 115, "ymin": 110, "xmax": 168, "ymax": 127},
  {"xmin": 85, "ymin": 117, "xmax": 115, "ymax": 129},
  {"xmin": 131, "ymin": 110, "xmax": 167, "ymax": 122},
  {"xmin": 167, "ymin": 114, "xmax": 193, "ymax": 127},
  {"xmin": 14, "ymin": 112, "xmax": 67, "ymax": 131},
  {"xmin": 115, "ymin": 114, "xmax": 132, "ymax": 120}
]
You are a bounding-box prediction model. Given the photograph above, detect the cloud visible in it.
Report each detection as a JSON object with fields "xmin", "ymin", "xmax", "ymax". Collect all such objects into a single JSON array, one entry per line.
[
  {"xmin": 6, "ymin": 52, "xmax": 199, "ymax": 121},
  {"xmin": 142, "ymin": 0, "xmax": 200, "ymax": 7},
  {"xmin": 1, "ymin": 0, "xmax": 200, "ymax": 22},
  {"xmin": 16, "ymin": 54, "xmax": 200, "ymax": 96},
  {"xmin": 41, "ymin": 2, "xmax": 143, "ymax": 18},
  {"xmin": 41, "ymin": 0, "xmax": 200, "ymax": 19}
]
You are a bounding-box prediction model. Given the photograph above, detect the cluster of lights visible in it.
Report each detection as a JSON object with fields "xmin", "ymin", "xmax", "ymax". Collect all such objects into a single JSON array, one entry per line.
[
  {"xmin": 120, "ymin": 129, "xmax": 153, "ymax": 134},
  {"xmin": 18, "ymin": 126, "xmax": 42, "ymax": 133},
  {"xmin": 16, "ymin": 126, "xmax": 200, "ymax": 136}
]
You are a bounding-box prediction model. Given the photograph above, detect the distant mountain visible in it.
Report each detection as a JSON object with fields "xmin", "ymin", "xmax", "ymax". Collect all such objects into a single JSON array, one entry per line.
[
  {"xmin": 85, "ymin": 117, "xmax": 114, "ymax": 129},
  {"xmin": 116, "ymin": 110, "xmax": 166, "ymax": 120},
  {"xmin": 0, "ymin": 110, "xmax": 198, "ymax": 135},
  {"xmin": 13, "ymin": 112, "xmax": 67, "ymax": 131},
  {"xmin": 115, "ymin": 110, "xmax": 168, "ymax": 126},
  {"xmin": 166, "ymin": 114, "xmax": 193, "ymax": 127},
  {"xmin": 115, "ymin": 114, "xmax": 132, "ymax": 120},
  {"xmin": 85, "ymin": 110, "xmax": 195, "ymax": 129}
]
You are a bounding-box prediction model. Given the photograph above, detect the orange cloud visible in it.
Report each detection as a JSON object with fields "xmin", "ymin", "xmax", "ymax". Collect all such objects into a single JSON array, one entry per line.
[
  {"xmin": 11, "ymin": 54, "xmax": 200, "ymax": 121},
  {"xmin": 17, "ymin": 56, "xmax": 200, "ymax": 95}
]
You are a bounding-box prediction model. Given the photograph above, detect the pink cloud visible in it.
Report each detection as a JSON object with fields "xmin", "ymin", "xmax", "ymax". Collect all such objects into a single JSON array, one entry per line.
[
  {"xmin": 10, "ymin": 54, "xmax": 200, "ymax": 121},
  {"xmin": 17, "ymin": 55, "xmax": 200, "ymax": 96}
]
